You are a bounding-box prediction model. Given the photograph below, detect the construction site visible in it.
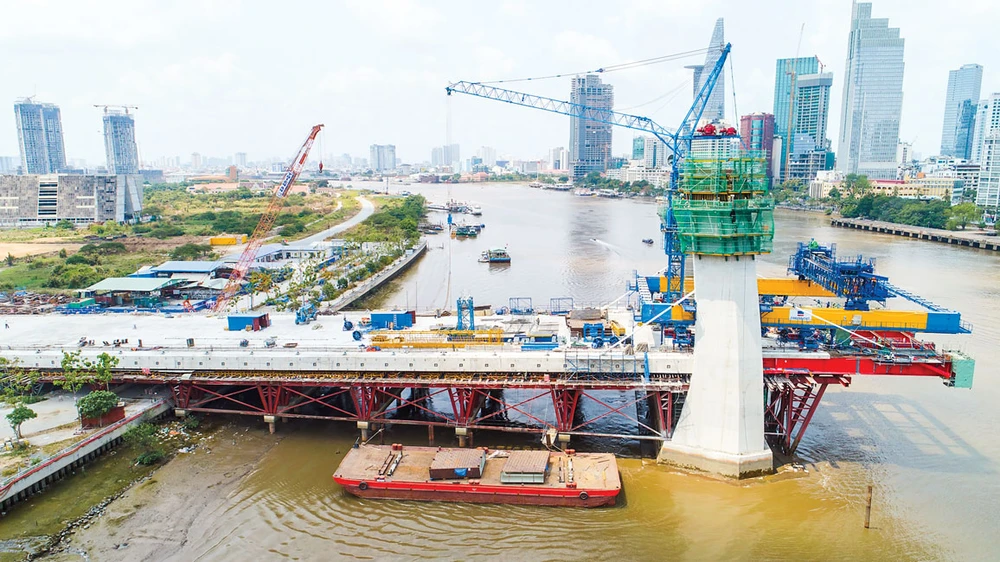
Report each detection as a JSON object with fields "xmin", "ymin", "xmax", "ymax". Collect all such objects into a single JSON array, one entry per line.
[{"xmin": 0, "ymin": 39, "xmax": 978, "ymax": 527}]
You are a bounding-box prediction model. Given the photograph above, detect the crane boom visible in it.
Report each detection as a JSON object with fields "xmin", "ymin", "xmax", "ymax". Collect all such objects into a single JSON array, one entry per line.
[{"xmin": 212, "ymin": 124, "xmax": 324, "ymax": 313}]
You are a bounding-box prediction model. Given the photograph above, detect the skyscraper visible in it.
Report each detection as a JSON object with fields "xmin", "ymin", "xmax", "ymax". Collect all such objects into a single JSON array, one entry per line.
[
  {"xmin": 739, "ymin": 113, "xmax": 775, "ymax": 178},
  {"xmin": 234, "ymin": 152, "xmax": 247, "ymax": 168},
  {"xmin": 971, "ymin": 93, "xmax": 1000, "ymax": 163},
  {"xmin": 102, "ymin": 109, "xmax": 139, "ymax": 174},
  {"xmin": 14, "ymin": 99, "xmax": 66, "ymax": 174},
  {"xmin": 772, "ymin": 57, "xmax": 820, "ymax": 174},
  {"xmin": 940, "ymin": 64, "xmax": 983, "ymax": 159},
  {"xmin": 369, "ymin": 144, "xmax": 396, "ymax": 172},
  {"xmin": 977, "ymin": 133, "xmax": 1000, "ymax": 209},
  {"xmin": 837, "ymin": 2, "xmax": 905, "ymax": 180},
  {"xmin": 568, "ymin": 74, "xmax": 614, "ymax": 180},
  {"xmin": 686, "ymin": 18, "xmax": 726, "ymax": 123},
  {"xmin": 787, "ymin": 73, "xmax": 835, "ymax": 180}
]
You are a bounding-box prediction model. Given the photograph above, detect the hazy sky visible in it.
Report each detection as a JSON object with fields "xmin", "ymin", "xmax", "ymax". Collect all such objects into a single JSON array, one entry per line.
[{"xmin": 2, "ymin": 0, "xmax": 998, "ymax": 167}]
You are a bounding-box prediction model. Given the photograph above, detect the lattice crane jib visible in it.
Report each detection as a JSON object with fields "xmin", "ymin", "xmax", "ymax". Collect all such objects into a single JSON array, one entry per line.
[{"xmin": 212, "ymin": 124, "xmax": 324, "ymax": 313}]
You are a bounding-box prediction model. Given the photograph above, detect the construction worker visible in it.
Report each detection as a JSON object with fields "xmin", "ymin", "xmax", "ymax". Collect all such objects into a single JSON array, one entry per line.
[{"xmin": 808, "ymin": 238, "xmax": 820, "ymax": 250}]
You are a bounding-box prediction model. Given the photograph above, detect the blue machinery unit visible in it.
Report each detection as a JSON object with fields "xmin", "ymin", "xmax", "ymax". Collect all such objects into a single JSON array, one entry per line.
[
  {"xmin": 447, "ymin": 43, "xmax": 734, "ymax": 306},
  {"xmin": 294, "ymin": 302, "xmax": 318, "ymax": 325},
  {"xmin": 787, "ymin": 242, "xmax": 889, "ymax": 310}
]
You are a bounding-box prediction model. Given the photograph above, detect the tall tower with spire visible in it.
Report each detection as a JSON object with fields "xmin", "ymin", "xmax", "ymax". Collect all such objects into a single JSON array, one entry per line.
[{"xmin": 687, "ymin": 18, "xmax": 726, "ymax": 123}]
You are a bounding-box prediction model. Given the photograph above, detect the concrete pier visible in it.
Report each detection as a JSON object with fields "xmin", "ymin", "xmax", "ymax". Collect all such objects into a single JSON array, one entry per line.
[{"xmin": 658, "ymin": 256, "xmax": 773, "ymax": 478}]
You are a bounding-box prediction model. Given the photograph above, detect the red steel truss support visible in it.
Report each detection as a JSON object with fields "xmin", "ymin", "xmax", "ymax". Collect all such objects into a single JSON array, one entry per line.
[
  {"xmin": 649, "ymin": 391, "xmax": 683, "ymax": 438},
  {"xmin": 551, "ymin": 389, "xmax": 581, "ymax": 433},
  {"xmin": 447, "ymin": 388, "xmax": 487, "ymax": 427},
  {"xmin": 764, "ymin": 376, "xmax": 844, "ymax": 455},
  {"xmin": 350, "ymin": 386, "xmax": 397, "ymax": 421},
  {"xmin": 257, "ymin": 384, "xmax": 288, "ymax": 416}
]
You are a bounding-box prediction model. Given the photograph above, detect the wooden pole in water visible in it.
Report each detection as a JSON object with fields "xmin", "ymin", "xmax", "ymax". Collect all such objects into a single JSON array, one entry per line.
[
  {"xmin": 864, "ymin": 485, "xmax": 873, "ymax": 529},
  {"xmin": 428, "ymin": 425, "xmax": 434, "ymax": 446}
]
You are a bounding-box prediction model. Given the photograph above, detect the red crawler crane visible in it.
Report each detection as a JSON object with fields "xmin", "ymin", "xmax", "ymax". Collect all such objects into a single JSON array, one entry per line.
[{"xmin": 212, "ymin": 124, "xmax": 324, "ymax": 313}]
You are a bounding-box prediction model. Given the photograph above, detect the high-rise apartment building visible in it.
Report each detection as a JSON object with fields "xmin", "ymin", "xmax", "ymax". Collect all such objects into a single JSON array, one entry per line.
[
  {"xmin": 431, "ymin": 144, "xmax": 460, "ymax": 168},
  {"xmin": 977, "ymin": 133, "xmax": 1000, "ymax": 209},
  {"xmin": 971, "ymin": 93, "xmax": 1000, "ymax": 163},
  {"xmin": 686, "ymin": 18, "xmax": 726, "ymax": 122},
  {"xmin": 369, "ymin": 144, "xmax": 396, "ymax": 172},
  {"xmin": 14, "ymin": 99, "xmax": 67, "ymax": 174},
  {"xmin": 739, "ymin": 113, "xmax": 775, "ymax": 178},
  {"xmin": 477, "ymin": 146, "xmax": 497, "ymax": 167},
  {"xmin": 635, "ymin": 136, "xmax": 670, "ymax": 169},
  {"xmin": 568, "ymin": 74, "xmax": 614, "ymax": 180},
  {"xmin": 234, "ymin": 152, "xmax": 247, "ymax": 168},
  {"xmin": 191, "ymin": 152, "xmax": 202, "ymax": 169},
  {"xmin": 102, "ymin": 109, "xmax": 139, "ymax": 175},
  {"xmin": 837, "ymin": 2, "xmax": 905, "ymax": 180},
  {"xmin": 940, "ymin": 64, "xmax": 983, "ymax": 159}
]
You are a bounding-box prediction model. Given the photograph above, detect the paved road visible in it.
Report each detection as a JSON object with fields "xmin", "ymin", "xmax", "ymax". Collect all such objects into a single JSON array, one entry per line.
[{"xmin": 299, "ymin": 197, "xmax": 374, "ymax": 245}]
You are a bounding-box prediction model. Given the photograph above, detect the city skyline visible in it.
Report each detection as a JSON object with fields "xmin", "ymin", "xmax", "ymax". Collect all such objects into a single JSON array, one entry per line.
[{"xmin": 1, "ymin": 1, "xmax": 998, "ymax": 167}]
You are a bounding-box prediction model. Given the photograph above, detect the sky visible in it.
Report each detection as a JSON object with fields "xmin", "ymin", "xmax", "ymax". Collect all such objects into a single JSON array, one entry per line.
[{"xmin": 1, "ymin": 0, "xmax": 998, "ymax": 167}]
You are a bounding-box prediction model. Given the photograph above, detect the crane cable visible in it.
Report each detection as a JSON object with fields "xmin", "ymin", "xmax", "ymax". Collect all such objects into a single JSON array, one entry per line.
[
  {"xmin": 477, "ymin": 47, "xmax": 712, "ymax": 85},
  {"xmin": 617, "ymin": 80, "xmax": 690, "ymax": 112}
]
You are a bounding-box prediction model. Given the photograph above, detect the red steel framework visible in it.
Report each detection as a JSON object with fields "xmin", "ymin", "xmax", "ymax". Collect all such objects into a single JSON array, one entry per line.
[{"xmin": 47, "ymin": 345, "xmax": 951, "ymax": 456}]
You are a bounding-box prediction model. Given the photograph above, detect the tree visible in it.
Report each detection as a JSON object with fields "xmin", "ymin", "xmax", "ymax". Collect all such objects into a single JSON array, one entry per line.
[
  {"xmin": 76, "ymin": 390, "xmax": 120, "ymax": 420},
  {"xmin": 58, "ymin": 351, "xmax": 119, "ymax": 392},
  {"xmin": 0, "ymin": 357, "xmax": 41, "ymax": 401},
  {"xmin": 6, "ymin": 404, "xmax": 37, "ymax": 439},
  {"xmin": 4, "ymin": 253, "xmax": 12, "ymax": 267},
  {"xmin": 828, "ymin": 187, "xmax": 841, "ymax": 200},
  {"xmin": 947, "ymin": 202, "xmax": 980, "ymax": 230},
  {"xmin": 170, "ymin": 243, "xmax": 214, "ymax": 260},
  {"xmin": 843, "ymin": 174, "xmax": 871, "ymax": 197},
  {"xmin": 558, "ymin": 176, "xmax": 569, "ymax": 183}
]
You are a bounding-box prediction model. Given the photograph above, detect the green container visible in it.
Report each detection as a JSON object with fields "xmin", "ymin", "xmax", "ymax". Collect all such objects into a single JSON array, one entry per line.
[{"xmin": 948, "ymin": 351, "xmax": 975, "ymax": 389}]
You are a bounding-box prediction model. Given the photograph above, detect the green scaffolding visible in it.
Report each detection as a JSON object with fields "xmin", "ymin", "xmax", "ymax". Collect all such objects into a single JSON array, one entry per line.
[
  {"xmin": 666, "ymin": 152, "xmax": 775, "ymax": 256},
  {"xmin": 670, "ymin": 198, "xmax": 775, "ymax": 255},
  {"xmin": 678, "ymin": 153, "xmax": 770, "ymax": 195}
]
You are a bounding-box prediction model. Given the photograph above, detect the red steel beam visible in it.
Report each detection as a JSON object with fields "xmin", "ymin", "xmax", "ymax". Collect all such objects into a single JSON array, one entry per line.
[{"xmin": 763, "ymin": 356, "xmax": 952, "ymax": 378}]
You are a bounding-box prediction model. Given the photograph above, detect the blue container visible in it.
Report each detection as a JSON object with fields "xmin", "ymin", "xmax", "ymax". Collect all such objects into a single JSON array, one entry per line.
[{"xmin": 370, "ymin": 311, "xmax": 415, "ymax": 330}]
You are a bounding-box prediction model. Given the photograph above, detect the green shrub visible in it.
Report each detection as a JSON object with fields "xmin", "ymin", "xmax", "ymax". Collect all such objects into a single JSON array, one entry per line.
[
  {"xmin": 181, "ymin": 416, "xmax": 200, "ymax": 430},
  {"xmin": 77, "ymin": 390, "xmax": 120, "ymax": 419},
  {"xmin": 65, "ymin": 254, "xmax": 93, "ymax": 265},
  {"xmin": 136, "ymin": 450, "xmax": 165, "ymax": 465}
]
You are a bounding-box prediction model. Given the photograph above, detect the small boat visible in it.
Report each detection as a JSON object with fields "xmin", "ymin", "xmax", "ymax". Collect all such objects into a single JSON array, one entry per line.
[
  {"xmin": 333, "ymin": 444, "xmax": 621, "ymax": 508},
  {"xmin": 469, "ymin": 205, "xmax": 483, "ymax": 216},
  {"xmin": 454, "ymin": 224, "xmax": 479, "ymax": 237},
  {"xmin": 478, "ymin": 248, "xmax": 511, "ymax": 263},
  {"xmin": 642, "ymin": 238, "xmax": 655, "ymax": 245}
]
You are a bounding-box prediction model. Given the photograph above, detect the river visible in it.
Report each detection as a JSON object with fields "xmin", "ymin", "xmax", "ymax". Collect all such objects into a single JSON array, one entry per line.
[{"xmin": 21, "ymin": 183, "xmax": 1000, "ymax": 560}]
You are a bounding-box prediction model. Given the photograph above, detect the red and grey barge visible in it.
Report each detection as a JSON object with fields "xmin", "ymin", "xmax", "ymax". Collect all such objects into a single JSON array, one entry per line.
[{"xmin": 333, "ymin": 444, "xmax": 621, "ymax": 508}]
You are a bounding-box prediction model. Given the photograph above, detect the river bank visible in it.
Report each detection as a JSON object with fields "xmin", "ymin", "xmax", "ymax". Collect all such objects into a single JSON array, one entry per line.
[{"xmin": 41, "ymin": 423, "xmax": 280, "ymax": 561}]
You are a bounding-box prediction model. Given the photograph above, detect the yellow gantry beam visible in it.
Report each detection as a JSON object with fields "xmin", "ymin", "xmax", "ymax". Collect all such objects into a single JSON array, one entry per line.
[{"xmin": 655, "ymin": 276, "xmax": 837, "ymax": 297}]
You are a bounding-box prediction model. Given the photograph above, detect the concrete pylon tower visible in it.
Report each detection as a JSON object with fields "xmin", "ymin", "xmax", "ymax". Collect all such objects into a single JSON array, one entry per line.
[{"xmin": 658, "ymin": 148, "xmax": 775, "ymax": 478}]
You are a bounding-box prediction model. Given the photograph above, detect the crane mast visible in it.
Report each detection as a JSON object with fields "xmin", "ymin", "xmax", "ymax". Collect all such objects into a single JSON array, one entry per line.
[{"xmin": 212, "ymin": 124, "xmax": 324, "ymax": 313}]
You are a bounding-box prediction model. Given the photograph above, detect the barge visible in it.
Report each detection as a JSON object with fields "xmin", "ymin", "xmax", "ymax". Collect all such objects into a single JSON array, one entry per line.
[{"xmin": 333, "ymin": 444, "xmax": 621, "ymax": 507}]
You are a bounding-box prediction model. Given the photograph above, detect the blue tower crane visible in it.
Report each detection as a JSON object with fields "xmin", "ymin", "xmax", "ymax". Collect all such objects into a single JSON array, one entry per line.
[{"xmin": 446, "ymin": 43, "xmax": 734, "ymax": 303}]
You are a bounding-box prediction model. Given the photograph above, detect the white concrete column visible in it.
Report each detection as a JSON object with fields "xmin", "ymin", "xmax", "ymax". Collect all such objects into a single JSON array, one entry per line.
[{"xmin": 658, "ymin": 255, "xmax": 773, "ymax": 478}]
